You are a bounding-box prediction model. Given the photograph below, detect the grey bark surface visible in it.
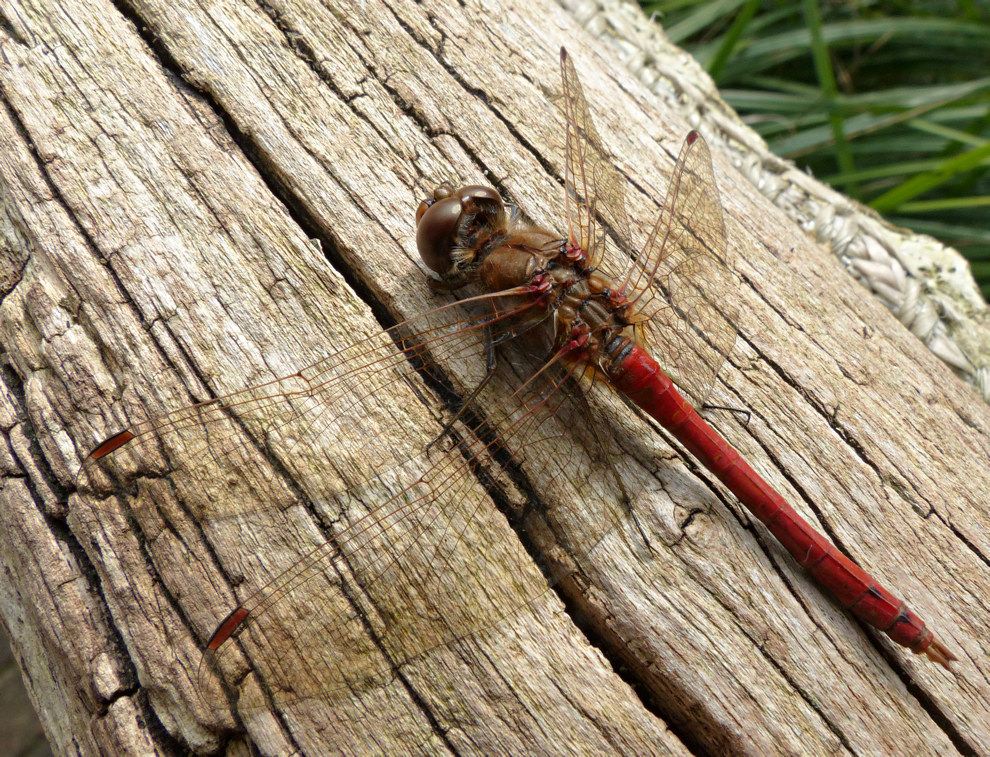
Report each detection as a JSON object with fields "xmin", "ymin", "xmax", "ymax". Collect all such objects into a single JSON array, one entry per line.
[{"xmin": 0, "ymin": 0, "xmax": 987, "ymax": 755}]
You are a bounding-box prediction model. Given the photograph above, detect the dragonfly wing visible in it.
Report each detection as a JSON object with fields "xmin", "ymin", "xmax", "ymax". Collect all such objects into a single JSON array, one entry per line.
[
  {"xmin": 559, "ymin": 48, "xmax": 633, "ymax": 280},
  {"xmin": 625, "ymin": 133, "xmax": 738, "ymax": 408},
  {"xmin": 77, "ymin": 292, "xmax": 533, "ymax": 506},
  {"xmin": 77, "ymin": 292, "xmax": 624, "ymax": 715},
  {"xmin": 557, "ymin": 48, "xmax": 736, "ymax": 407}
]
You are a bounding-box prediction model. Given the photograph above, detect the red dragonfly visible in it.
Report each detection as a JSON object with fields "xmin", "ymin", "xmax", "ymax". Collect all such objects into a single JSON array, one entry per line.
[{"xmin": 79, "ymin": 48, "xmax": 953, "ymax": 711}]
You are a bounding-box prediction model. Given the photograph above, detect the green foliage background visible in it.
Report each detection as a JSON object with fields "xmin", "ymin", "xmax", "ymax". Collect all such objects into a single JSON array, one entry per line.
[{"xmin": 644, "ymin": 0, "xmax": 990, "ymax": 299}]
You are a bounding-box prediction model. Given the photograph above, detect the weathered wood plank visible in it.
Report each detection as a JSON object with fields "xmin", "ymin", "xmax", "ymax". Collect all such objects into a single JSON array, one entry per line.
[{"xmin": 0, "ymin": 0, "xmax": 986, "ymax": 754}]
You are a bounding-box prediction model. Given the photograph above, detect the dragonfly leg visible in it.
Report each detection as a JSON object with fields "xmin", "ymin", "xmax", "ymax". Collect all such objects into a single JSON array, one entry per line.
[
  {"xmin": 427, "ymin": 321, "xmax": 502, "ymax": 454},
  {"xmin": 702, "ymin": 404, "xmax": 751, "ymax": 425},
  {"xmin": 427, "ymin": 275, "xmax": 466, "ymax": 293},
  {"xmin": 570, "ymin": 369, "xmax": 658, "ymax": 556}
]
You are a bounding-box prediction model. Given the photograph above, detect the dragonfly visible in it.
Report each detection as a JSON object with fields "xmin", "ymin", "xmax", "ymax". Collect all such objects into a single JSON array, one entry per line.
[{"xmin": 77, "ymin": 47, "xmax": 954, "ymax": 714}]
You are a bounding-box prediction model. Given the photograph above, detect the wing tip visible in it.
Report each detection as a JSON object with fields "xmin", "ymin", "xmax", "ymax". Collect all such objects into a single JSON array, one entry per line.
[
  {"xmin": 207, "ymin": 606, "xmax": 250, "ymax": 651},
  {"xmin": 89, "ymin": 430, "xmax": 136, "ymax": 460}
]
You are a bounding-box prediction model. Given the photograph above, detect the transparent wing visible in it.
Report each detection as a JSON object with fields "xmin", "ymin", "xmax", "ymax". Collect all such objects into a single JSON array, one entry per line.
[
  {"xmin": 76, "ymin": 289, "xmax": 625, "ymax": 715},
  {"xmin": 560, "ymin": 48, "xmax": 632, "ymax": 277},
  {"xmin": 623, "ymin": 133, "xmax": 737, "ymax": 407},
  {"xmin": 559, "ymin": 48, "xmax": 737, "ymax": 406}
]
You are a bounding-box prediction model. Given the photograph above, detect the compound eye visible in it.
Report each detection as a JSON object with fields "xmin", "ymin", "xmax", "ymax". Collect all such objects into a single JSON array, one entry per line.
[
  {"xmin": 416, "ymin": 196, "xmax": 462, "ymax": 274},
  {"xmin": 456, "ymin": 185, "xmax": 501, "ymax": 207}
]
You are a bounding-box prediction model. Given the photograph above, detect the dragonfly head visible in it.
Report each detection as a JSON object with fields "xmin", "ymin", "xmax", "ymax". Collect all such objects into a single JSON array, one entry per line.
[{"xmin": 416, "ymin": 183, "xmax": 506, "ymax": 286}]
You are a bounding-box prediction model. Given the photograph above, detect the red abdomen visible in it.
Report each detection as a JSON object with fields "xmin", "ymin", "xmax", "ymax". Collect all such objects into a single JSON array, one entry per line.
[{"xmin": 607, "ymin": 343, "xmax": 952, "ymax": 665}]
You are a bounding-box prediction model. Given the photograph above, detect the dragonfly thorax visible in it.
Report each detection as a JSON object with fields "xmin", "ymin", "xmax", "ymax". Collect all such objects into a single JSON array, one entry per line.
[
  {"xmin": 481, "ymin": 233, "xmax": 638, "ymax": 370},
  {"xmin": 416, "ymin": 181, "xmax": 637, "ymax": 370},
  {"xmin": 550, "ymin": 266, "xmax": 637, "ymax": 367}
]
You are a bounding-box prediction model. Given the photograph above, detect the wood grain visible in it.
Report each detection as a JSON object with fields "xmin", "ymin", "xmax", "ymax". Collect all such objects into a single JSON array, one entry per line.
[{"xmin": 0, "ymin": 0, "xmax": 986, "ymax": 754}]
